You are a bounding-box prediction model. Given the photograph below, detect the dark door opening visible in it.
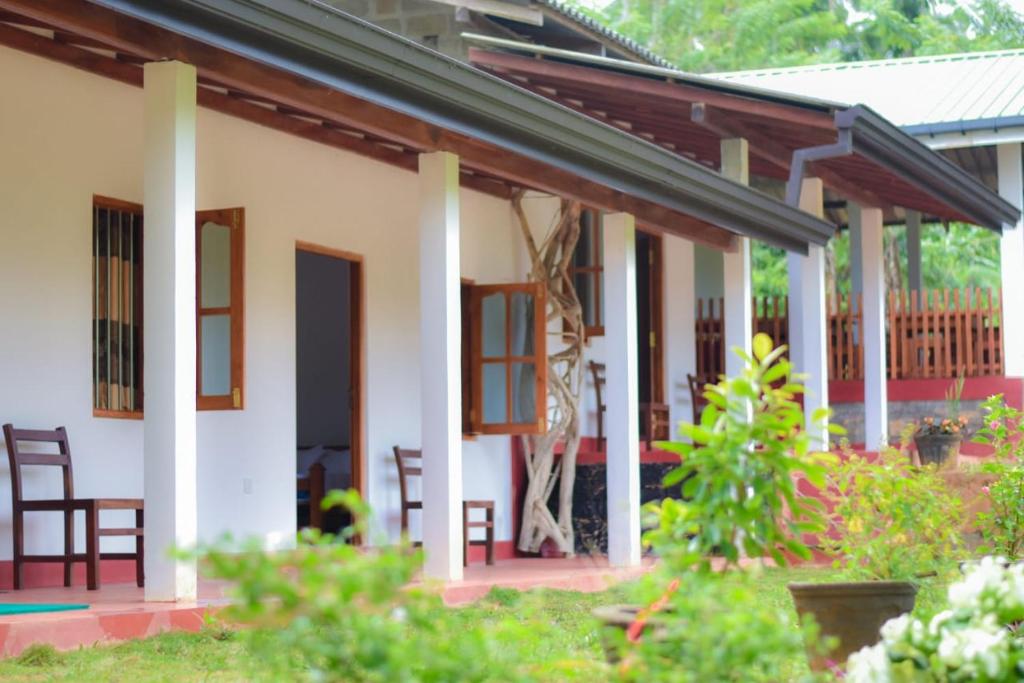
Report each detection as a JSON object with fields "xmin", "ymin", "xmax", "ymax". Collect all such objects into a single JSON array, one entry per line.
[
  {"xmin": 295, "ymin": 245, "xmax": 362, "ymax": 535},
  {"xmin": 635, "ymin": 231, "xmax": 665, "ymax": 441}
]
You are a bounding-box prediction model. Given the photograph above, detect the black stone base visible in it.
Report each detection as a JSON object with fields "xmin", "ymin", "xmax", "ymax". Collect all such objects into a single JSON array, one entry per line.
[{"xmin": 561, "ymin": 462, "xmax": 678, "ymax": 555}]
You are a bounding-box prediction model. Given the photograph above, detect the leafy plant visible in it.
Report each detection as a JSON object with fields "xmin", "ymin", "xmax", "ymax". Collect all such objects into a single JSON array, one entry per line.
[
  {"xmin": 846, "ymin": 556, "xmax": 1024, "ymax": 682},
  {"xmin": 612, "ymin": 569, "xmax": 825, "ymax": 682},
  {"xmin": 645, "ymin": 333, "xmax": 838, "ymax": 573},
  {"xmin": 975, "ymin": 467, "xmax": 1024, "ymax": 561},
  {"xmin": 827, "ymin": 446, "xmax": 963, "ymax": 581},
  {"xmin": 973, "ymin": 393, "xmax": 1024, "ymax": 463},
  {"xmin": 195, "ymin": 490, "xmax": 593, "ymax": 682}
]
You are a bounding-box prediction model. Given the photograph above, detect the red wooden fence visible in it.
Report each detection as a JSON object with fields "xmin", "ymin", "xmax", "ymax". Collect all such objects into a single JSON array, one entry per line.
[{"xmin": 694, "ymin": 288, "xmax": 1003, "ymax": 382}]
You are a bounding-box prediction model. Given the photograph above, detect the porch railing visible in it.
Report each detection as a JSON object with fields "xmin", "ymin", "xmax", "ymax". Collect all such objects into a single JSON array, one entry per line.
[{"xmin": 694, "ymin": 288, "xmax": 1003, "ymax": 382}]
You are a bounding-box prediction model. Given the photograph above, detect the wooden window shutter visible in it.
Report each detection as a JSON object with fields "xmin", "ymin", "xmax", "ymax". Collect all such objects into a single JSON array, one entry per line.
[{"xmin": 469, "ymin": 282, "xmax": 547, "ymax": 435}]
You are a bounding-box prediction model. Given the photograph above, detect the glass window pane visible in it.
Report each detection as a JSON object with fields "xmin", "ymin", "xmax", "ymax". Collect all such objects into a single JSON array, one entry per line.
[
  {"xmin": 509, "ymin": 292, "xmax": 535, "ymax": 356},
  {"xmin": 574, "ymin": 212, "xmax": 594, "ymax": 268},
  {"xmin": 481, "ymin": 362, "xmax": 507, "ymax": 424},
  {"xmin": 481, "ymin": 292, "xmax": 505, "ymax": 358},
  {"xmin": 201, "ymin": 314, "xmax": 231, "ymax": 396},
  {"xmin": 512, "ymin": 362, "xmax": 537, "ymax": 424},
  {"xmin": 200, "ymin": 221, "xmax": 232, "ymax": 309}
]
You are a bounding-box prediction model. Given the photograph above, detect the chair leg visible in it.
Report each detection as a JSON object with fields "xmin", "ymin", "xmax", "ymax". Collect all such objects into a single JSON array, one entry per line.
[
  {"xmin": 64, "ymin": 509, "xmax": 74, "ymax": 587},
  {"xmin": 12, "ymin": 510, "xmax": 24, "ymax": 590},
  {"xmin": 485, "ymin": 507, "xmax": 495, "ymax": 566},
  {"xmin": 85, "ymin": 505, "xmax": 100, "ymax": 591},
  {"xmin": 135, "ymin": 509, "xmax": 145, "ymax": 588},
  {"xmin": 462, "ymin": 502, "xmax": 470, "ymax": 568}
]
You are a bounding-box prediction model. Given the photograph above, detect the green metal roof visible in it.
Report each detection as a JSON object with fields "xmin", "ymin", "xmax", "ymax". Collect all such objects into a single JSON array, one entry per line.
[{"xmin": 715, "ymin": 49, "xmax": 1024, "ymax": 136}]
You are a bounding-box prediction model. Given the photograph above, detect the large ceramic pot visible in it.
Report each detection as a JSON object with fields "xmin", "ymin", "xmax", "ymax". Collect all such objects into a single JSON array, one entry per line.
[
  {"xmin": 788, "ymin": 581, "xmax": 917, "ymax": 671},
  {"xmin": 913, "ymin": 432, "xmax": 962, "ymax": 468}
]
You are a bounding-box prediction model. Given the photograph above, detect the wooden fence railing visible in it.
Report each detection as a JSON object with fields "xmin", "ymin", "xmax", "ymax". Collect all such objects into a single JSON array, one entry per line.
[{"xmin": 694, "ymin": 288, "xmax": 1003, "ymax": 382}]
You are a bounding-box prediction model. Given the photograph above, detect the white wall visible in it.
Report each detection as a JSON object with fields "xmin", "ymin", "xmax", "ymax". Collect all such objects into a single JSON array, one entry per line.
[{"xmin": 0, "ymin": 46, "xmax": 521, "ymax": 559}]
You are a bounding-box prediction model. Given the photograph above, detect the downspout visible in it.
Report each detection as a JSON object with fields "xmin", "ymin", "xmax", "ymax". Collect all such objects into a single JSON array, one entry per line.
[{"xmin": 785, "ymin": 127, "xmax": 853, "ymax": 206}]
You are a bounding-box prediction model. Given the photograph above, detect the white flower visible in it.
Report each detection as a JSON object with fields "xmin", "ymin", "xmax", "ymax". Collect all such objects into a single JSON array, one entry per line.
[
  {"xmin": 846, "ymin": 643, "xmax": 892, "ymax": 683},
  {"xmin": 937, "ymin": 619, "xmax": 1008, "ymax": 678},
  {"xmin": 880, "ymin": 614, "xmax": 911, "ymax": 643}
]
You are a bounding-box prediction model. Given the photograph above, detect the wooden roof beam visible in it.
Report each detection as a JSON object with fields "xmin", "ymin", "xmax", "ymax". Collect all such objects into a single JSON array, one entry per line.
[{"xmin": 691, "ymin": 102, "xmax": 891, "ymax": 213}]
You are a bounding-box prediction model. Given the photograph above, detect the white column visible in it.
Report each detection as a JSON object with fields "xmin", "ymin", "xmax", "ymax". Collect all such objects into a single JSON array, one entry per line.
[
  {"xmin": 854, "ymin": 204, "xmax": 888, "ymax": 449},
  {"xmin": 998, "ymin": 143, "xmax": 1024, "ymax": 377},
  {"xmin": 603, "ymin": 212, "xmax": 641, "ymax": 568},
  {"xmin": 905, "ymin": 210, "xmax": 923, "ymax": 293},
  {"xmin": 721, "ymin": 138, "xmax": 752, "ymax": 378},
  {"xmin": 143, "ymin": 61, "xmax": 198, "ymax": 602},
  {"xmin": 787, "ymin": 178, "xmax": 829, "ymax": 447},
  {"xmin": 418, "ymin": 151, "xmax": 463, "ymax": 581},
  {"xmin": 664, "ymin": 235, "xmax": 697, "ymax": 432}
]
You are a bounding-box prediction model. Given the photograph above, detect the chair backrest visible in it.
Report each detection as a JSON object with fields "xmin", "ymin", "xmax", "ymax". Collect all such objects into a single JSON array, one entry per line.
[
  {"xmin": 2, "ymin": 424, "xmax": 74, "ymax": 504},
  {"xmin": 392, "ymin": 446, "xmax": 422, "ymax": 506},
  {"xmin": 687, "ymin": 374, "xmax": 711, "ymax": 424},
  {"xmin": 589, "ymin": 361, "xmax": 606, "ymax": 411}
]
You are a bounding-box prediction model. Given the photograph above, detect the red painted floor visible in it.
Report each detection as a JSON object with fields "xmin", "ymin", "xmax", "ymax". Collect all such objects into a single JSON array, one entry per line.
[{"xmin": 0, "ymin": 557, "xmax": 656, "ymax": 656}]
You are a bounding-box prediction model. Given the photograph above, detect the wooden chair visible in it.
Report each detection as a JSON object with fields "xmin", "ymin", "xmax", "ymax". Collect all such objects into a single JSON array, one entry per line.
[
  {"xmin": 392, "ymin": 446, "xmax": 494, "ymax": 566},
  {"xmin": 687, "ymin": 373, "xmax": 711, "ymax": 424},
  {"xmin": 2, "ymin": 424, "xmax": 144, "ymax": 590},
  {"xmin": 589, "ymin": 361, "xmax": 670, "ymax": 448},
  {"xmin": 297, "ymin": 462, "xmax": 326, "ymax": 531}
]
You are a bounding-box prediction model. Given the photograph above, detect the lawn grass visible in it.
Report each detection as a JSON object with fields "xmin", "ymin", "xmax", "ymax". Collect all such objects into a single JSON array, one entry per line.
[{"xmin": 0, "ymin": 566, "xmax": 952, "ymax": 681}]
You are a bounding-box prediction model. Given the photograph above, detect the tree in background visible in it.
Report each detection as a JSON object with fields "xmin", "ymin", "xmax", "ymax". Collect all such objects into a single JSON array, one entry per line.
[{"xmin": 592, "ymin": 0, "xmax": 1024, "ymax": 73}]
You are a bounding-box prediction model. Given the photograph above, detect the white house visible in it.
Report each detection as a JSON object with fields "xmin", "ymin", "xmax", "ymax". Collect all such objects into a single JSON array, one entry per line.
[{"xmin": 0, "ymin": 0, "xmax": 841, "ymax": 601}]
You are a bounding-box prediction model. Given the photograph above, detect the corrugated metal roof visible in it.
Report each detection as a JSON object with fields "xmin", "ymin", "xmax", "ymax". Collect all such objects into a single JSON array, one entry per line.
[
  {"xmin": 536, "ymin": 0, "xmax": 676, "ymax": 68},
  {"xmin": 715, "ymin": 49, "xmax": 1024, "ymax": 131}
]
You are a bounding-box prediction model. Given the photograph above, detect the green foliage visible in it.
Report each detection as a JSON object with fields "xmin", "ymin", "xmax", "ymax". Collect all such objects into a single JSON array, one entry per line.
[
  {"xmin": 585, "ymin": 0, "xmax": 1024, "ymax": 73},
  {"xmin": 612, "ymin": 570, "xmax": 824, "ymax": 682},
  {"xmin": 973, "ymin": 393, "xmax": 1024, "ymax": 463},
  {"xmin": 14, "ymin": 644, "xmax": 62, "ymax": 667},
  {"xmin": 196, "ymin": 490, "xmax": 592, "ymax": 682},
  {"xmin": 972, "ymin": 395, "xmax": 1024, "ymax": 560},
  {"xmin": 645, "ymin": 334, "xmax": 838, "ymax": 572},
  {"xmin": 827, "ymin": 447, "xmax": 964, "ymax": 580}
]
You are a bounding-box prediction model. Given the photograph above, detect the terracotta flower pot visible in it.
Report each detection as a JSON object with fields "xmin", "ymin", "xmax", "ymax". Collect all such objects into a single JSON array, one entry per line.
[
  {"xmin": 788, "ymin": 581, "xmax": 917, "ymax": 671},
  {"xmin": 913, "ymin": 432, "xmax": 962, "ymax": 467}
]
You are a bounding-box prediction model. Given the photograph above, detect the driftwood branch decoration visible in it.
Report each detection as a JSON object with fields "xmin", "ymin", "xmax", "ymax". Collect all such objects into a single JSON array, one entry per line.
[{"xmin": 513, "ymin": 192, "xmax": 585, "ymax": 556}]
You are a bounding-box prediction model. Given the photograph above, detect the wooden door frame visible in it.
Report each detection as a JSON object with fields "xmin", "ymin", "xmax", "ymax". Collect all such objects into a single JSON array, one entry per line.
[{"xmin": 294, "ymin": 241, "xmax": 365, "ymax": 503}]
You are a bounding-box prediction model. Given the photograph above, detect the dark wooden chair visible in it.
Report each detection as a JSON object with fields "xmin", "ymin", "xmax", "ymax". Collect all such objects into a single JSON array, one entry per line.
[
  {"xmin": 687, "ymin": 373, "xmax": 711, "ymax": 424},
  {"xmin": 297, "ymin": 462, "xmax": 326, "ymax": 531},
  {"xmin": 392, "ymin": 446, "xmax": 494, "ymax": 566},
  {"xmin": 589, "ymin": 361, "xmax": 670, "ymax": 448},
  {"xmin": 2, "ymin": 424, "xmax": 144, "ymax": 590}
]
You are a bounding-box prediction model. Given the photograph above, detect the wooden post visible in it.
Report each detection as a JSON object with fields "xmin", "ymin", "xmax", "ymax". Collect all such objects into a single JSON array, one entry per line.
[
  {"xmin": 720, "ymin": 138, "xmax": 752, "ymax": 378},
  {"xmin": 787, "ymin": 178, "xmax": 829, "ymax": 447},
  {"xmin": 418, "ymin": 151, "xmax": 463, "ymax": 581},
  {"xmin": 143, "ymin": 60, "xmax": 198, "ymax": 602},
  {"xmin": 854, "ymin": 205, "xmax": 888, "ymax": 450},
  {"xmin": 906, "ymin": 210, "xmax": 923, "ymax": 294},
  {"xmin": 603, "ymin": 212, "xmax": 641, "ymax": 568}
]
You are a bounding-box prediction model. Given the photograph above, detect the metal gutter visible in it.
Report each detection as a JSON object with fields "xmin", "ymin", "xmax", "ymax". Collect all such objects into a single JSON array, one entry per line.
[
  {"xmin": 461, "ymin": 32, "xmax": 844, "ymax": 113},
  {"xmin": 91, "ymin": 0, "xmax": 835, "ymax": 252},
  {"xmin": 785, "ymin": 130, "xmax": 853, "ymax": 206},
  {"xmin": 839, "ymin": 106, "xmax": 1020, "ymax": 231},
  {"xmin": 903, "ymin": 115, "xmax": 1024, "ymax": 138}
]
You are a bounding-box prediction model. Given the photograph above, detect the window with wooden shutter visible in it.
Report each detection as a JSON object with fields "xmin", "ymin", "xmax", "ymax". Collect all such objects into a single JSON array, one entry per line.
[
  {"xmin": 196, "ymin": 208, "xmax": 245, "ymax": 410},
  {"xmin": 92, "ymin": 196, "xmax": 144, "ymax": 418},
  {"xmin": 469, "ymin": 282, "xmax": 547, "ymax": 435}
]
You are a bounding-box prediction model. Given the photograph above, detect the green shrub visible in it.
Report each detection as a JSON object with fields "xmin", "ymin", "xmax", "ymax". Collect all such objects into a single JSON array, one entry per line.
[
  {"xmin": 645, "ymin": 333, "xmax": 837, "ymax": 573},
  {"xmin": 828, "ymin": 447, "xmax": 963, "ymax": 581}
]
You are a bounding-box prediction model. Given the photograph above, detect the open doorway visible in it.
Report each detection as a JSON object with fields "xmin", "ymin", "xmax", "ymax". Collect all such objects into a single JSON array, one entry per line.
[
  {"xmin": 636, "ymin": 230, "xmax": 666, "ymax": 442},
  {"xmin": 295, "ymin": 243, "xmax": 363, "ymax": 535}
]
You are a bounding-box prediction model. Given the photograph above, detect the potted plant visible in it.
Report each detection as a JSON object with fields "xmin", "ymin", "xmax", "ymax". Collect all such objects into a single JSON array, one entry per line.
[
  {"xmin": 596, "ymin": 334, "xmax": 837, "ymax": 654},
  {"xmin": 789, "ymin": 444, "xmax": 964, "ymax": 670},
  {"xmin": 913, "ymin": 371, "xmax": 968, "ymax": 467}
]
